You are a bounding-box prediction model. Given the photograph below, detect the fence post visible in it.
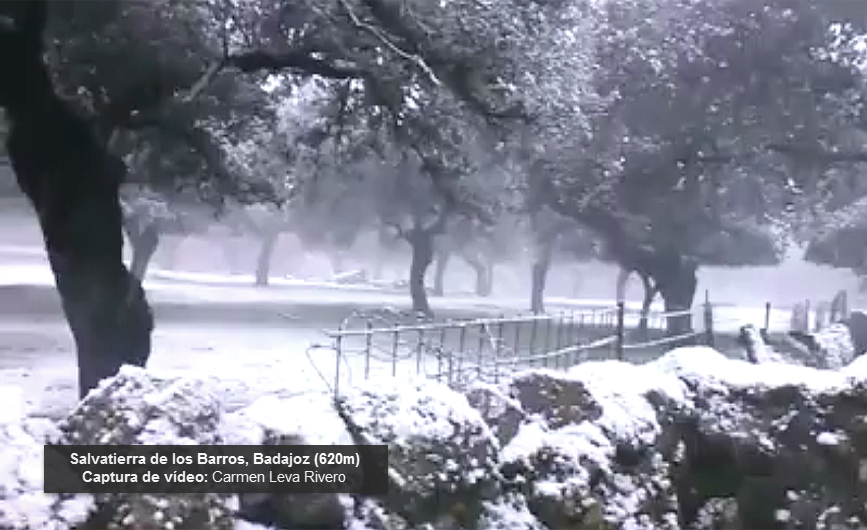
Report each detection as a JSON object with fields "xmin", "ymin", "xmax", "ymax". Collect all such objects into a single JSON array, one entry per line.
[
  {"xmin": 477, "ymin": 322, "xmax": 486, "ymax": 379},
  {"xmin": 763, "ymin": 301, "xmax": 771, "ymax": 333},
  {"xmin": 364, "ymin": 321, "xmax": 372, "ymax": 379},
  {"xmin": 512, "ymin": 317, "xmax": 522, "ymax": 362},
  {"xmin": 703, "ymin": 291, "xmax": 714, "ymax": 348},
  {"xmin": 437, "ymin": 326, "xmax": 448, "ymax": 381},
  {"xmin": 457, "ymin": 325, "xmax": 467, "ymax": 382},
  {"xmin": 542, "ymin": 316, "xmax": 553, "ymax": 368},
  {"xmin": 529, "ymin": 316, "xmax": 539, "ymax": 367},
  {"xmin": 416, "ymin": 328, "xmax": 425, "ymax": 374},
  {"xmin": 615, "ymin": 301, "xmax": 625, "ymax": 361},
  {"xmin": 391, "ymin": 329, "xmax": 400, "ymax": 377},
  {"xmin": 334, "ymin": 325, "xmax": 343, "ymax": 399},
  {"xmin": 555, "ymin": 312, "xmax": 565, "ymax": 369}
]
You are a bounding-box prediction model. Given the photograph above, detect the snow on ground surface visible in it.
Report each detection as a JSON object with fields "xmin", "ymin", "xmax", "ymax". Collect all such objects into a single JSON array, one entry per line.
[
  {"xmin": 0, "ymin": 260, "xmax": 805, "ymax": 332},
  {"xmin": 0, "ymin": 248, "xmax": 859, "ymax": 419}
]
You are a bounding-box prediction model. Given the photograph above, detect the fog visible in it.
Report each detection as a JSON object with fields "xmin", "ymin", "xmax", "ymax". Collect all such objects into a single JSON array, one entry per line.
[{"xmin": 0, "ymin": 196, "xmax": 858, "ymax": 313}]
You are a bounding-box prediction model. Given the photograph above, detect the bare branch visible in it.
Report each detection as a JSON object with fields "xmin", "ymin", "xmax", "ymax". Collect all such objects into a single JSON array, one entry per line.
[
  {"xmin": 180, "ymin": 60, "xmax": 224, "ymax": 103},
  {"xmin": 386, "ymin": 221, "xmax": 408, "ymax": 240},
  {"xmin": 336, "ymin": 0, "xmax": 440, "ymax": 86}
]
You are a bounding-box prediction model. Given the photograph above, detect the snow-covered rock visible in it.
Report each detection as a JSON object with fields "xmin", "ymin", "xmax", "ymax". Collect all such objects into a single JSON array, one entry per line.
[
  {"xmin": 499, "ymin": 366, "xmax": 682, "ymax": 530},
  {"xmin": 59, "ymin": 367, "xmax": 233, "ymax": 530},
  {"xmin": 465, "ymin": 382, "xmax": 524, "ymax": 445},
  {"xmin": 0, "ymin": 417, "xmax": 91, "ymax": 530},
  {"xmin": 228, "ymin": 393, "xmax": 351, "ymax": 530},
  {"xmin": 336, "ymin": 377, "xmax": 501, "ymax": 529},
  {"xmin": 738, "ymin": 324, "xmax": 789, "ymax": 365},
  {"xmin": 8, "ymin": 348, "xmax": 867, "ymax": 529},
  {"xmin": 811, "ymin": 323, "xmax": 856, "ymax": 368}
]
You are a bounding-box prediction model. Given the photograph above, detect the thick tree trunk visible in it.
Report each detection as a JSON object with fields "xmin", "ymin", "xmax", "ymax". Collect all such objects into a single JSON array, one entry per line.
[
  {"xmin": 408, "ymin": 229, "xmax": 435, "ymax": 317},
  {"xmin": 615, "ymin": 267, "xmax": 630, "ymax": 303},
  {"xmin": 0, "ymin": 8, "xmax": 153, "ymax": 398},
  {"xmin": 657, "ymin": 263, "xmax": 698, "ymax": 339},
  {"xmin": 128, "ymin": 223, "xmax": 161, "ymax": 281},
  {"xmin": 530, "ymin": 240, "xmax": 554, "ymax": 314},
  {"xmin": 432, "ymin": 248, "xmax": 450, "ymax": 296},
  {"xmin": 255, "ymin": 231, "xmax": 279, "ymax": 286}
]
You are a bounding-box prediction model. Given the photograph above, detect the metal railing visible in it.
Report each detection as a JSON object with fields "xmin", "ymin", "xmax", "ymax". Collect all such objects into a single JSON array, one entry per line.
[{"xmin": 309, "ymin": 300, "xmax": 714, "ymax": 397}]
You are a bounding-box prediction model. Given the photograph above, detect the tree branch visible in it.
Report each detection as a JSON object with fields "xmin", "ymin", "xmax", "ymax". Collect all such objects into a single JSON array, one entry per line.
[
  {"xmin": 685, "ymin": 143, "xmax": 867, "ymax": 165},
  {"xmin": 223, "ymin": 49, "xmax": 363, "ymax": 79},
  {"xmin": 424, "ymin": 207, "xmax": 450, "ymax": 236},
  {"xmin": 337, "ymin": 0, "xmax": 440, "ymax": 86},
  {"xmin": 385, "ymin": 221, "xmax": 408, "ymax": 241}
]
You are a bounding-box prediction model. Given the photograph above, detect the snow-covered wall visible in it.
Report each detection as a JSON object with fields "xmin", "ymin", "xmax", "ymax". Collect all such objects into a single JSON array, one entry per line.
[{"xmin": 5, "ymin": 347, "xmax": 867, "ymax": 530}]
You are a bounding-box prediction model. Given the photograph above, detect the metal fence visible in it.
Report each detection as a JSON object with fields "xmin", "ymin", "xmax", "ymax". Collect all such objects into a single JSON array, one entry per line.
[{"xmin": 310, "ymin": 300, "xmax": 715, "ymax": 396}]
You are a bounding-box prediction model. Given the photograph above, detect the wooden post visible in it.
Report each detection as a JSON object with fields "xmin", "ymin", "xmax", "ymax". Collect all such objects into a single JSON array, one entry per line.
[
  {"xmin": 334, "ymin": 325, "xmax": 343, "ymax": 399},
  {"xmin": 763, "ymin": 301, "xmax": 771, "ymax": 333},
  {"xmin": 615, "ymin": 301, "xmax": 625, "ymax": 361},
  {"xmin": 703, "ymin": 290, "xmax": 714, "ymax": 347}
]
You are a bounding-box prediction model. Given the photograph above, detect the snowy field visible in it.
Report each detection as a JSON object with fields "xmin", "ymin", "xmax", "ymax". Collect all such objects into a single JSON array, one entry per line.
[{"xmin": 0, "ymin": 225, "xmax": 861, "ymax": 419}]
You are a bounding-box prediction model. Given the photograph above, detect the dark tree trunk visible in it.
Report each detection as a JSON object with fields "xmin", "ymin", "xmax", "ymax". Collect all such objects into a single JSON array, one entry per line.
[
  {"xmin": 432, "ymin": 248, "xmax": 450, "ymax": 296},
  {"xmin": 408, "ymin": 228, "xmax": 435, "ymax": 317},
  {"xmin": 656, "ymin": 260, "xmax": 698, "ymax": 339},
  {"xmin": 0, "ymin": 4, "xmax": 153, "ymax": 398},
  {"xmin": 638, "ymin": 274, "xmax": 657, "ymax": 336},
  {"xmin": 530, "ymin": 240, "xmax": 554, "ymax": 314},
  {"xmin": 128, "ymin": 222, "xmax": 161, "ymax": 281},
  {"xmin": 255, "ymin": 231, "xmax": 279, "ymax": 286}
]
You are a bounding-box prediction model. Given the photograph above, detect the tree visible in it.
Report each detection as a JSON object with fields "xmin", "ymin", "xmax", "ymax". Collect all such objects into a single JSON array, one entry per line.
[
  {"xmin": 0, "ymin": 1, "xmax": 152, "ymax": 397},
  {"xmin": 46, "ymin": 1, "xmax": 286, "ymax": 282},
  {"xmin": 519, "ymin": 0, "xmax": 867, "ymax": 335},
  {"xmin": 371, "ymin": 154, "xmax": 453, "ymax": 317},
  {"xmin": 119, "ymin": 188, "xmax": 214, "ymax": 279},
  {"xmin": 431, "ymin": 216, "xmax": 517, "ymax": 298},
  {"xmin": 0, "ymin": 0, "xmax": 596, "ymax": 392}
]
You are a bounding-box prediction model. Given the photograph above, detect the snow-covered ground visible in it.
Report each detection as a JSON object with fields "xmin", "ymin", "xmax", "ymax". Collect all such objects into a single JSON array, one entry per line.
[
  {"xmin": 0, "ymin": 238, "xmax": 856, "ymax": 419},
  {"xmin": 0, "ymin": 256, "xmax": 798, "ymax": 329}
]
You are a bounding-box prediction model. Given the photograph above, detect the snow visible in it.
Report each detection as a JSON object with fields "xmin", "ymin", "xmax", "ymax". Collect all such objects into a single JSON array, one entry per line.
[
  {"xmin": 0, "ymin": 386, "xmax": 26, "ymax": 424},
  {"xmin": 0, "ymin": 253, "xmax": 866, "ymax": 528},
  {"xmin": 494, "ymin": 346, "xmax": 867, "ymax": 529},
  {"xmin": 816, "ymin": 432, "xmax": 843, "ymax": 446},
  {"xmin": 650, "ymin": 346, "xmax": 848, "ymax": 392},
  {"xmin": 565, "ymin": 362, "xmax": 687, "ymax": 443},
  {"xmin": 741, "ymin": 325, "xmax": 788, "ymax": 364},
  {"xmin": 339, "ymin": 376, "xmax": 493, "ymax": 446},
  {"xmin": 812, "ymin": 323, "xmax": 855, "ymax": 369},
  {"xmin": 229, "ymin": 392, "xmax": 353, "ymax": 446},
  {"xmin": 0, "ymin": 257, "xmax": 820, "ymax": 334},
  {"xmin": 0, "ymin": 415, "xmax": 93, "ymax": 530}
]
